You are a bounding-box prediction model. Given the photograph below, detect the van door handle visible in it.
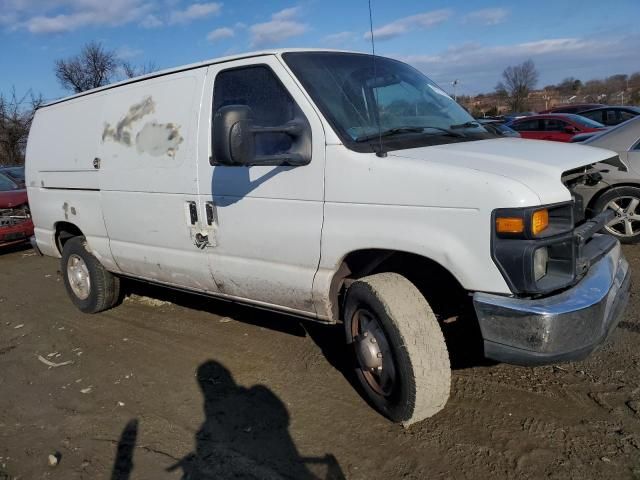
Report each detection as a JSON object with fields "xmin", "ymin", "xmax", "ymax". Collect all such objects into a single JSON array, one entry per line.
[
  {"xmin": 187, "ymin": 201, "xmax": 198, "ymax": 225},
  {"xmin": 205, "ymin": 202, "xmax": 217, "ymax": 226}
]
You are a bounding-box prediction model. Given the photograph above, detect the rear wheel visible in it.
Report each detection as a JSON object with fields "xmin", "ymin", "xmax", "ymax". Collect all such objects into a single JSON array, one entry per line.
[
  {"xmin": 344, "ymin": 273, "xmax": 451, "ymax": 426},
  {"xmin": 61, "ymin": 237, "xmax": 120, "ymax": 313},
  {"xmin": 594, "ymin": 186, "xmax": 640, "ymax": 244}
]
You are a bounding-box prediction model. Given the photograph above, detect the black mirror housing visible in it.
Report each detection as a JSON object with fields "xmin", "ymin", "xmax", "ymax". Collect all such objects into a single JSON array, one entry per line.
[
  {"xmin": 211, "ymin": 105, "xmax": 312, "ymax": 167},
  {"xmin": 212, "ymin": 105, "xmax": 255, "ymax": 166}
]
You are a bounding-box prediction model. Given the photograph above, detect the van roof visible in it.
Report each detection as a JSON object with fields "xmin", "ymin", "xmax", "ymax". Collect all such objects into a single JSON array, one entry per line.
[{"xmin": 43, "ymin": 48, "xmax": 363, "ymax": 108}]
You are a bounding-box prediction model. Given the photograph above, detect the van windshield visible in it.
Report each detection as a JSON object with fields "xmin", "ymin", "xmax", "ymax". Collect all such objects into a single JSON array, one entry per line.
[{"xmin": 283, "ymin": 52, "xmax": 493, "ymax": 153}]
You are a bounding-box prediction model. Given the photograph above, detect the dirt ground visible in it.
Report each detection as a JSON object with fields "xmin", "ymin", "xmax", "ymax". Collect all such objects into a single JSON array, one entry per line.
[{"xmin": 1, "ymin": 244, "xmax": 639, "ymax": 480}]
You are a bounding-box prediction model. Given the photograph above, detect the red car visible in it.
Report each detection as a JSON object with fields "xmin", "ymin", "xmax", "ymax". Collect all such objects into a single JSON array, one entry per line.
[
  {"xmin": 507, "ymin": 114, "xmax": 606, "ymax": 142},
  {"xmin": 0, "ymin": 172, "xmax": 34, "ymax": 248}
]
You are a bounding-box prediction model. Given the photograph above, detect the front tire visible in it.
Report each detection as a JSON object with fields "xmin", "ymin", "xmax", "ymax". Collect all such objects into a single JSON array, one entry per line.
[
  {"xmin": 344, "ymin": 273, "xmax": 451, "ymax": 426},
  {"xmin": 594, "ymin": 186, "xmax": 640, "ymax": 244},
  {"xmin": 61, "ymin": 237, "xmax": 120, "ymax": 313}
]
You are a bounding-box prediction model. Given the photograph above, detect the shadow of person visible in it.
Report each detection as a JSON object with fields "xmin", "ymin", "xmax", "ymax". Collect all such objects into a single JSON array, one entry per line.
[
  {"xmin": 168, "ymin": 360, "xmax": 345, "ymax": 480},
  {"xmin": 110, "ymin": 419, "xmax": 138, "ymax": 480},
  {"xmin": 210, "ymin": 165, "xmax": 293, "ymax": 207}
]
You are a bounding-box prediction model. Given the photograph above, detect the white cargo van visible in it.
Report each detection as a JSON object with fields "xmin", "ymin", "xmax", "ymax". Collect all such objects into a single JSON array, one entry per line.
[{"xmin": 26, "ymin": 49, "xmax": 630, "ymax": 425}]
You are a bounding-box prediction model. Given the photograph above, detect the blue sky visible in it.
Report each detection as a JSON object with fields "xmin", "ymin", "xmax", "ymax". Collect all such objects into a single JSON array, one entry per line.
[{"xmin": 1, "ymin": 0, "xmax": 638, "ymax": 102}]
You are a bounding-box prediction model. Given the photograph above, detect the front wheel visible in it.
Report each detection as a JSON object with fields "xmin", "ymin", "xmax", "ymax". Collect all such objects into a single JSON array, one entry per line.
[
  {"xmin": 594, "ymin": 186, "xmax": 640, "ymax": 244},
  {"xmin": 61, "ymin": 237, "xmax": 120, "ymax": 313},
  {"xmin": 344, "ymin": 273, "xmax": 451, "ymax": 426}
]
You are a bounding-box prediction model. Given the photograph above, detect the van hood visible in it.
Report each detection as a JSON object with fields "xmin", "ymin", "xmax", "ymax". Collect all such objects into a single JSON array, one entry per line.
[{"xmin": 389, "ymin": 138, "xmax": 617, "ymax": 204}]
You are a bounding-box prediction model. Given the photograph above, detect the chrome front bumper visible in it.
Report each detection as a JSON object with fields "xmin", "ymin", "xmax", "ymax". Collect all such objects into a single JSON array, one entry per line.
[{"xmin": 473, "ymin": 241, "xmax": 630, "ymax": 366}]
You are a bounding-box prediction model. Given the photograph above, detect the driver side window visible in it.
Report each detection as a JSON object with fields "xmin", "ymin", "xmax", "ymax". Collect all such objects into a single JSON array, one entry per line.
[{"xmin": 213, "ymin": 66, "xmax": 299, "ymax": 156}]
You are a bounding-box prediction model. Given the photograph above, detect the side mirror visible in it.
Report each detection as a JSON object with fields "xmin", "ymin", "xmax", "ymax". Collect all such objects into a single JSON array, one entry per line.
[
  {"xmin": 564, "ymin": 125, "xmax": 578, "ymax": 134},
  {"xmin": 211, "ymin": 105, "xmax": 311, "ymax": 167},
  {"xmin": 212, "ymin": 105, "xmax": 255, "ymax": 166}
]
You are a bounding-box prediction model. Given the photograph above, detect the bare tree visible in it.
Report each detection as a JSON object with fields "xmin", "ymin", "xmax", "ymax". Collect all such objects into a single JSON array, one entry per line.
[
  {"xmin": 556, "ymin": 77, "xmax": 582, "ymax": 95},
  {"xmin": 55, "ymin": 42, "xmax": 158, "ymax": 92},
  {"xmin": 0, "ymin": 88, "xmax": 43, "ymax": 166},
  {"xmin": 120, "ymin": 60, "xmax": 157, "ymax": 79},
  {"xmin": 495, "ymin": 59, "xmax": 539, "ymax": 112},
  {"xmin": 55, "ymin": 41, "xmax": 119, "ymax": 93}
]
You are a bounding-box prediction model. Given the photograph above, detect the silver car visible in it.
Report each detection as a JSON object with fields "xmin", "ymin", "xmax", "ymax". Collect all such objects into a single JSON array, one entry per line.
[{"xmin": 570, "ymin": 116, "xmax": 640, "ymax": 243}]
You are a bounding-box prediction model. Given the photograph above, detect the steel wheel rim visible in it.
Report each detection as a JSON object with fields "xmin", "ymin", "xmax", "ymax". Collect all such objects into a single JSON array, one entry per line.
[
  {"xmin": 604, "ymin": 196, "xmax": 640, "ymax": 237},
  {"xmin": 67, "ymin": 254, "xmax": 91, "ymax": 300},
  {"xmin": 351, "ymin": 308, "xmax": 396, "ymax": 397}
]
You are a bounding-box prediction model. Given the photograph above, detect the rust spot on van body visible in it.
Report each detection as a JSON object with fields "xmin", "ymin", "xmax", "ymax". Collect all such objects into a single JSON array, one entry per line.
[
  {"xmin": 102, "ymin": 97, "xmax": 155, "ymax": 146},
  {"xmin": 102, "ymin": 96, "xmax": 184, "ymax": 158},
  {"xmin": 136, "ymin": 122, "xmax": 183, "ymax": 158}
]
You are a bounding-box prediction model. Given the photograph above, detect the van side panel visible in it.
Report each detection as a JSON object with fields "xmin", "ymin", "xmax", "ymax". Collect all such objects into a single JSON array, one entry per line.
[
  {"xmin": 98, "ymin": 69, "xmax": 215, "ymax": 290},
  {"xmin": 196, "ymin": 57, "xmax": 326, "ymax": 313},
  {"xmin": 25, "ymin": 94, "xmax": 117, "ymax": 269}
]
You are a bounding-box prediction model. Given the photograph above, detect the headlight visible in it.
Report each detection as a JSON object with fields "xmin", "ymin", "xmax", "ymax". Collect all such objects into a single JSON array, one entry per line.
[
  {"xmin": 492, "ymin": 202, "xmax": 576, "ymax": 295},
  {"xmin": 533, "ymin": 247, "xmax": 548, "ymax": 281}
]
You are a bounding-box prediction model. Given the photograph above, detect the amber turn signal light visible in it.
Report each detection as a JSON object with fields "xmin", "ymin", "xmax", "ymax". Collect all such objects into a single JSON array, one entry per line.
[
  {"xmin": 532, "ymin": 209, "xmax": 549, "ymax": 235},
  {"xmin": 496, "ymin": 217, "xmax": 525, "ymax": 234}
]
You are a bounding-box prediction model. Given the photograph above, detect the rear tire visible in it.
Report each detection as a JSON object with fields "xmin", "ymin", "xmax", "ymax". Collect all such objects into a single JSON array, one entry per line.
[
  {"xmin": 344, "ymin": 272, "xmax": 451, "ymax": 426},
  {"xmin": 594, "ymin": 186, "xmax": 640, "ymax": 244},
  {"xmin": 61, "ymin": 237, "xmax": 120, "ymax": 313}
]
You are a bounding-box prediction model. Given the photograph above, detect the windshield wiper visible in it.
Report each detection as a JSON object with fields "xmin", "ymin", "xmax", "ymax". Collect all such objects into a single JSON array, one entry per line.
[
  {"xmin": 450, "ymin": 121, "xmax": 481, "ymax": 129},
  {"xmin": 354, "ymin": 126, "xmax": 464, "ymax": 143}
]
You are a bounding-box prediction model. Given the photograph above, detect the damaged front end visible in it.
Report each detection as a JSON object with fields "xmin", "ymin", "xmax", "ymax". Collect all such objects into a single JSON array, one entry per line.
[
  {"xmin": 0, "ymin": 202, "xmax": 34, "ymax": 247},
  {"xmin": 473, "ymin": 157, "xmax": 631, "ymax": 366},
  {"xmin": 561, "ymin": 156, "xmax": 628, "ymax": 222}
]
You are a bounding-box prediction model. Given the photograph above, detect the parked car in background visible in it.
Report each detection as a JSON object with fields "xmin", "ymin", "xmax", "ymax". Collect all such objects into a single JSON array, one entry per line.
[
  {"xmin": 569, "ymin": 116, "xmax": 640, "ymax": 243},
  {"xmin": 540, "ymin": 103, "xmax": 604, "ymax": 114},
  {"xmin": 0, "ymin": 166, "xmax": 26, "ymax": 188},
  {"xmin": 508, "ymin": 114, "xmax": 606, "ymax": 142},
  {"xmin": 477, "ymin": 119, "xmax": 520, "ymax": 137},
  {"xmin": 569, "ymin": 132, "xmax": 600, "ymax": 143},
  {"xmin": 579, "ymin": 106, "xmax": 640, "ymax": 126},
  {"xmin": 0, "ymin": 172, "xmax": 34, "ymax": 248},
  {"xmin": 501, "ymin": 112, "xmax": 535, "ymax": 123}
]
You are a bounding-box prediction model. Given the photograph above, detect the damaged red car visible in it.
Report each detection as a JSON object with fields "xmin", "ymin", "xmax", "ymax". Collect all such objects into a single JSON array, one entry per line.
[{"xmin": 0, "ymin": 172, "xmax": 34, "ymax": 248}]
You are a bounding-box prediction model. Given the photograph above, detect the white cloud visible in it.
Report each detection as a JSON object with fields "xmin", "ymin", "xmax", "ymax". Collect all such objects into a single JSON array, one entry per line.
[
  {"xmin": 396, "ymin": 34, "xmax": 640, "ymax": 94},
  {"xmin": 323, "ymin": 31, "xmax": 356, "ymax": 47},
  {"xmin": 463, "ymin": 8, "xmax": 509, "ymax": 26},
  {"xmin": 271, "ymin": 6, "xmax": 300, "ymax": 21},
  {"xmin": 169, "ymin": 2, "xmax": 221, "ymax": 25},
  {"xmin": 116, "ymin": 45, "xmax": 143, "ymax": 59},
  {"xmin": 366, "ymin": 9, "xmax": 452, "ymax": 41},
  {"xmin": 140, "ymin": 13, "xmax": 163, "ymax": 29},
  {"xmin": 1, "ymin": 0, "xmax": 223, "ymax": 32},
  {"xmin": 0, "ymin": 12, "xmax": 18, "ymax": 26},
  {"xmin": 6, "ymin": 0, "xmax": 153, "ymax": 33},
  {"xmin": 249, "ymin": 6, "xmax": 308, "ymax": 47},
  {"xmin": 207, "ymin": 26, "xmax": 234, "ymax": 41}
]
